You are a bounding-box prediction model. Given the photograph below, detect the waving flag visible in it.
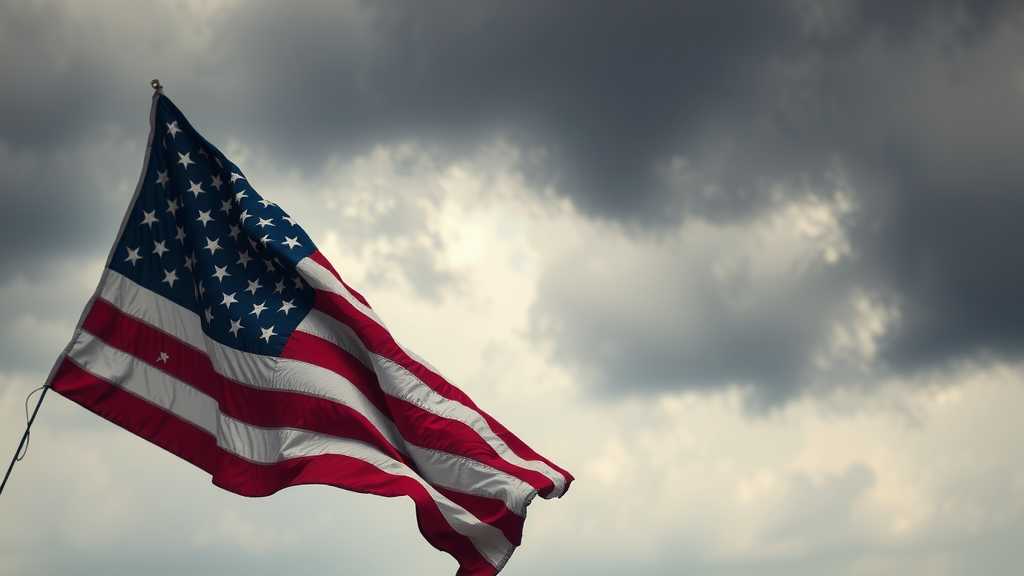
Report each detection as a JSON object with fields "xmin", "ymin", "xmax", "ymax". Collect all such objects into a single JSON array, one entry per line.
[{"xmin": 46, "ymin": 89, "xmax": 572, "ymax": 575}]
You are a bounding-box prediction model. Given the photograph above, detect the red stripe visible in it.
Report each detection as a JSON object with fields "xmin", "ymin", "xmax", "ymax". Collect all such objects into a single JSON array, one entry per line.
[
  {"xmin": 437, "ymin": 487, "xmax": 524, "ymax": 546},
  {"xmin": 83, "ymin": 297, "xmax": 408, "ymax": 467},
  {"xmin": 285, "ymin": 327, "xmax": 556, "ymax": 494},
  {"xmin": 51, "ymin": 356, "xmax": 219, "ymax": 472},
  {"xmin": 213, "ymin": 452, "xmax": 497, "ymax": 576},
  {"xmin": 284, "ymin": 328, "xmax": 545, "ymax": 544},
  {"xmin": 49, "ymin": 358, "xmax": 497, "ymax": 576},
  {"xmin": 474, "ymin": 410, "xmax": 575, "ymax": 489},
  {"xmin": 386, "ymin": 396, "xmax": 555, "ymax": 493},
  {"xmin": 281, "ymin": 330, "xmax": 390, "ymax": 416},
  {"xmin": 83, "ymin": 297, "xmax": 529, "ymax": 547},
  {"xmin": 310, "ymin": 250, "xmax": 370, "ymax": 308},
  {"xmin": 312, "ymin": 288, "xmax": 573, "ymax": 495}
]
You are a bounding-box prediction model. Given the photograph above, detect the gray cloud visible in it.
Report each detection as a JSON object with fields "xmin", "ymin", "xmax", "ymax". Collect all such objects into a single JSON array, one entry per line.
[
  {"xmin": 214, "ymin": 1, "xmax": 805, "ymax": 223},
  {"xmin": 526, "ymin": 0, "xmax": 1024, "ymax": 403},
  {"xmin": 531, "ymin": 205, "xmax": 861, "ymax": 406},
  {"xmin": 7, "ymin": 4, "xmax": 1024, "ymax": 575},
  {"xmin": 3, "ymin": 0, "xmax": 1024, "ymax": 404}
]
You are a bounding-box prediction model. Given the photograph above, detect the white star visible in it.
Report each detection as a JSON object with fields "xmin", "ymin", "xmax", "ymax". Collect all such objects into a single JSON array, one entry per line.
[
  {"xmin": 124, "ymin": 247, "xmax": 142, "ymax": 266},
  {"xmin": 278, "ymin": 299, "xmax": 296, "ymax": 315},
  {"xmin": 228, "ymin": 225, "xmax": 241, "ymax": 240},
  {"xmin": 211, "ymin": 174, "xmax": 223, "ymax": 190},
  {"xmin": 198, "ymin": 281, "xmax": 206, "ymax": 297},
  {"xmin": 152, "ymin": 240, "xmax": 169, "ymax": 258},
  {"xmin": 177, "ymin": 151, "xmax": 194, "ymax": 170},
  {"xmin": 259, "ymin": 325, "xmax": 277, "ymax": 343},
  {"xmin": 293, "ymin": 276, "xmax": 304, "ymax": 289},
  {"xmin": 260, "ymin": 234, "xmax": 272, "ymax": 246},
  {"xmin": 166, "ymin": 121, "xmax": 181, "ymax": 138},
  {"xmin": 162, "ymin": 268, "xmax": 179, "ymax": 288},
  {"xmin": 245, "ymin": 279, "xmax": 262, "ymax": 295},
  {"xmin": 250, "ymin": 301, "xmax": 268, "ymax": 318},
  {"xmin": 256, "ymin": 217, "xmax": 275, "ymax": 228},
  {"xmin": 257, "ymin": 198, "xmax": 275, "ymax": 208},
  {"xmin": 212, "ymin": 264, "xmax": 230, "ymax": 282},
  {"xmin": 264, "ymin": 258, "xmax": 277, "ymax": 272},
  {"xmin": 175, "ymin": 225, "xmax": 187, "ymax": 244},
  {"xmin": 236, "ymin": 250, "xmax": 252, "ymax": 268},
  {"xmin": 140, "ymin": 210, "xmax": 159, "ymax": 227},
  {"xmin": 282, "ymin": 236, "xmax": 301, "ymax": 249},
  {"xmin": 166, "ymin": 197, "xmax": 180, "ymax": 216},
  {"xmin": 188, "ymin": 180, "xmax": 205, "ymax": 197},
  {"xmin": 230, "ymin": 172, "xmax": 245, "ymax": 183},
  {"xmin": 156, "ymin": 169, "xmax": 170, "ymax": 187},
  {"xmin": 157, "ymin": 351, "xmax": 170, "ymax": 363},
  {"xmin": 219, "ymin": 199, "xmax": 233, "ymax": 213},
  {"xmin": 196, "ymin": 210, "xmax": 214, "ymax": 227},
  {"xmin": 220, "ymin": 292, "xmax": 238, "ymax": 309},
  {"xmin": 228, "ymin": 318, "xmax": 244, "ymax": 337},
  {"xmin": 273, "ymin": 279, "xmax": 285, "ymax": 294},
  {"xmin": 235, "ymin": 189, "xmax": 248, "ymax": 202},
  {"xmin": 239, "ymin": 209, "xmax": 252, "ymax": 222},
  {"xmin": 249, "ymin": 237, "xmax": 260, "ymax": 251},
  {"xmin": 204, "ymin": 307, "xmax": 214, "ymax": 324},
  {"xmin": 203, "ymin": 237, "xmax": 221, "ymax": 255},
  {"xmin": 183, "ymin": 253, "xmax": 196, "ymax": 271},
  {"xmin": 282, "ymin": 215, "xmax": 296, "ymax": 226}
]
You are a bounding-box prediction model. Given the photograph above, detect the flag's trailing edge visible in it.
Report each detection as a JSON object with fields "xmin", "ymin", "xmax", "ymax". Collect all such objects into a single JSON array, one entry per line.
[{"xmin": 46, "ymin": 90, "xmax": 573, "ymax": 575}]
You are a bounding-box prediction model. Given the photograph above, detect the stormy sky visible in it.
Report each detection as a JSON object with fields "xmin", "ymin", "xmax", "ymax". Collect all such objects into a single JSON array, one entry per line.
[{"xmin": 3, "ymin": 1, "xmax": 1024, "ymax": 574}]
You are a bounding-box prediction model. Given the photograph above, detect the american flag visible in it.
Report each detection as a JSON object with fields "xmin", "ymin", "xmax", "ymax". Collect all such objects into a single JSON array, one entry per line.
[{"xmin": 45, "ymin": 90, "xmax": 572, "ymax": 575}]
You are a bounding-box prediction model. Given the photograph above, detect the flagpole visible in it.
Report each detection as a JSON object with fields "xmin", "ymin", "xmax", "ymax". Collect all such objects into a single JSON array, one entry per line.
[
  {"xmin": 0, "ymin": 384, "xmax": 50, "ymax": 498},
  {"xmin": 2, "ymin": 79, "xmax": 165, "ymax": 500}
]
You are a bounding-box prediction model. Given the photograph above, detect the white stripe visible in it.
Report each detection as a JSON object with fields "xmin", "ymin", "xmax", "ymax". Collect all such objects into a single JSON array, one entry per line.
[
  {"xmin": 274, "ymin": 358, "xmax": 404, "ymax": 446},
  {"xmin": 373, "ymin": 355, "xmax": 568, "ymax": 498},
  {"xmin": 67, "ymin": 329, "xmax": 219, "ymax": 433},
  {"xmin": 296, "ymin": 256, "xmax": 569, "ymax": 497},
  {"xmin": 216, "ymin": 418, "xmax": 514, "ymax": 567},
  {"xmin": 296, "ymin": 257, "xmax": 382, "ymax": 324},
  {"xmin": 66, "ymin": 331, "xmax": 513, "ymax": 568},
  {"xmin": 96, "ymin": 269, "xmax": 536, "ymax": 512},
  {"xmin": 278, "ymin": 359, "xmax": 533, "ymax": 514},
  {"xmin": 296, "ymin": 309, "xmax": 374, "ymax": 368},
  {"xmin": 302, "ymin": 314, "xmax": 449, "ymax": 384},
  {"xmin": 99, "ymin": 269, "xmax": 207, "ymax": 346}
]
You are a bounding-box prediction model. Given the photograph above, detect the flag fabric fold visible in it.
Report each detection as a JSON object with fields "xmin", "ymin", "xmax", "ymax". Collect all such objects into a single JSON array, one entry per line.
[{"xmin": 46, "ymin": 90, "xmax": 572, "ymax": 575}]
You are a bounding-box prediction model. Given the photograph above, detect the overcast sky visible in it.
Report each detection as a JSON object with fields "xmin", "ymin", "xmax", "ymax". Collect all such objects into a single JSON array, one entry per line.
[{"xmin": 3, "ymin": 1, "xmax": 1024, "ymax": 574}]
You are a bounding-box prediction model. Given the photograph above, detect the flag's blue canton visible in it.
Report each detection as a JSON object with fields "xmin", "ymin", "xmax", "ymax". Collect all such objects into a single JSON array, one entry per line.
[{"xmin": 108, "ymin": 95, "xmax": 317, "ymax": 356}]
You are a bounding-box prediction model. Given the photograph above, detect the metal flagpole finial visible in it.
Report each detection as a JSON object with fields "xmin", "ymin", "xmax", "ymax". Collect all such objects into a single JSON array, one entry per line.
[{"xmin": 150, "ymin": 78, "xmax": 163, "ymax": 92}]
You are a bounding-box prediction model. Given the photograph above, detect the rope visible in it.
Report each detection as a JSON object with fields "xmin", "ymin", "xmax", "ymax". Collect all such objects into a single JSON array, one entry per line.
[
  {"xmin": 1, "ymin": 383, "xmax": 51, "ymax": 497},
  {"xmin": 14, "ymin": 385, "xmax": 47, "ymax": 462}
]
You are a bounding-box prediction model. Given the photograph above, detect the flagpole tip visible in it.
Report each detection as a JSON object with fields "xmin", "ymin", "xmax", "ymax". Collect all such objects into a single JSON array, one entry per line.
[{"xmin": 150, "ymin": 79, "xmax": 163, "ymax": 92}]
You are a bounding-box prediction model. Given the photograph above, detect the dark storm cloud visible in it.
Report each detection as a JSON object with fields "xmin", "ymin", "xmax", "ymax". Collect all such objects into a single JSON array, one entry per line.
[
  {"xmin": 515, "ymin": 0, "xmax": 1024, "ymax": 402},
  {"xmin": 212, "ymin": 0, "xmax": 1011, "ymax": 222},
  {"xmin": 0, "ymin": 2, "xmax": 208, "ymax": 273},
  {"xmin": 724, "ymin": 1, "xmax": 1024, "ymax": 387},
  {"xmin": 215, "ymin": 1, "xmax": 807, "ymax": 223},
  {"xmin": 525, "ymin": 0, "xmax": 1024, "ymax": 402},
  {"xmin": 3, "ymin": 0, "xmax": 1023, "ymax": 400}
]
